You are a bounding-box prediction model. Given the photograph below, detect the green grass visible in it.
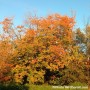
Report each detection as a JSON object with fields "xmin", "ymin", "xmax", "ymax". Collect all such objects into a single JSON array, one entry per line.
[
  {"xmin": 0, "ymin": 83, "xmax": 88, "ymax": 90},
  {"xmin": 28, "ymin": 85, "xmax": 88, "ymax": 90}
]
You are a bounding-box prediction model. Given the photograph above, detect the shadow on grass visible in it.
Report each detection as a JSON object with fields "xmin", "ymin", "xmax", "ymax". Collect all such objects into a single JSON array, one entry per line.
[{"xmin": 0, "ymin": 84, "xmax": 29, "ymax": 90}]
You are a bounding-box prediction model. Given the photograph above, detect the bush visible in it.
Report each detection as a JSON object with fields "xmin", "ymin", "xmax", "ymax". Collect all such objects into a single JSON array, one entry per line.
[
  {"xmin": 69, "ymin": 82, "xmax": 87, "ymax": 86},
  {"xmin": 0, "ymin": 84, "xmax": 29, "ymax": 90}
]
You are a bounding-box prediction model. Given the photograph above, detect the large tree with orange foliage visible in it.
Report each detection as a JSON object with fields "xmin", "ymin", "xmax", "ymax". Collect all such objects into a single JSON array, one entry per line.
[
  {"xmin": 10, "ymin": 14, "xmax": 76, "ymax": 84},
  {"xmin": 0, "ymin": 14, "xmax": 86, "ymax": 85}
]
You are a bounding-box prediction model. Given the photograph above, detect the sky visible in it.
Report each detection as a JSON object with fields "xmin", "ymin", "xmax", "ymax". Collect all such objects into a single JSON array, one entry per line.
[{"xmin": 0, "ymin": 0, "xmax": 90, "ymax": 29}]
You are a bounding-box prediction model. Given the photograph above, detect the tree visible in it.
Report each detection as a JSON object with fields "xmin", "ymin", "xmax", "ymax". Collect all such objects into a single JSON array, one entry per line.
[
  {"xmin": 85, "ymin": 25, "xmax": 90, "ymax": 90},
  {"xmin": 0, "ymin": 14, "xmax": 87, "ymax": 86},
  {"xmin": 0, "ymin": 40, "xmax": 13, "ymax": 83},
  {"xmin": 11, "ymin": 14, "xmax": 75, "ymax": 84}
]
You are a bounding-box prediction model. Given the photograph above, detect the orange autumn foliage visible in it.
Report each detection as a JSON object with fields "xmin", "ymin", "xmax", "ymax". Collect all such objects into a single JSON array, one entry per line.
[{"xmin": 0, "ymin": 14, "xmax": 81, "ymax": 85}]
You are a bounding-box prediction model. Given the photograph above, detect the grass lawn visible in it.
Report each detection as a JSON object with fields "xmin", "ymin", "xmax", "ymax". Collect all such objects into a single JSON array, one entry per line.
[
  {"xmin": 28, "ymin": 85, "xmax": 88, "ymax": 90},
  {"xmin": 0, "ymin": 83, "xmax": 88, "ymax": 90}
]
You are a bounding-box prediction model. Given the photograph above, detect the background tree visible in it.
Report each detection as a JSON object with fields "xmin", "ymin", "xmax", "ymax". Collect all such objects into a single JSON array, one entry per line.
[{"xmin": 85, "ymin": 25, "xmax": 90, "ymax": 90}]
